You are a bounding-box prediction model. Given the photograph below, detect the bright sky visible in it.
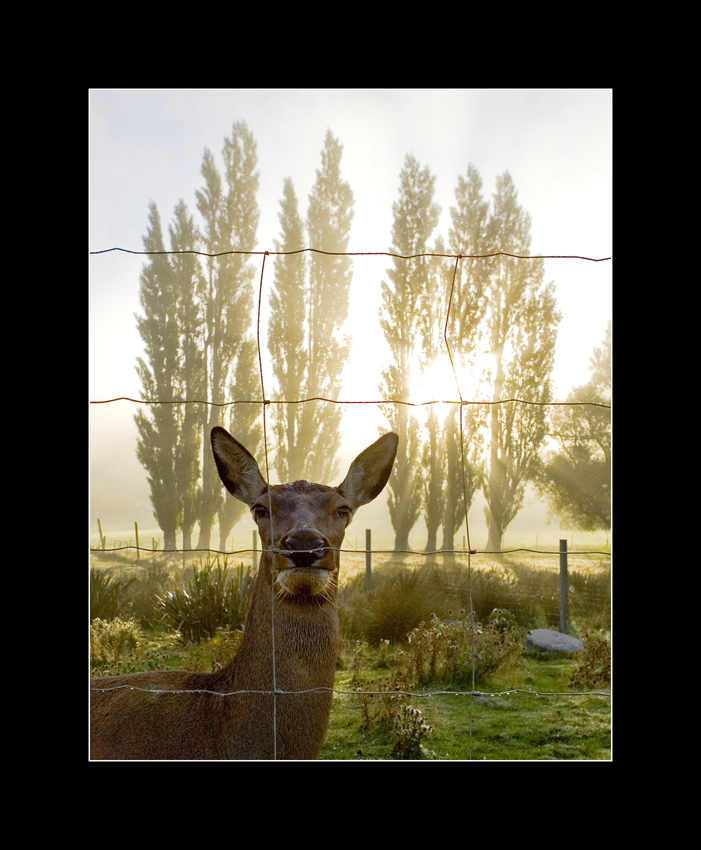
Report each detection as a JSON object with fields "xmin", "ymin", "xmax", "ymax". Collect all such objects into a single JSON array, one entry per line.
[{"xmin": 89, "ymin": 88, "xmax": 612, "ymax": 540}]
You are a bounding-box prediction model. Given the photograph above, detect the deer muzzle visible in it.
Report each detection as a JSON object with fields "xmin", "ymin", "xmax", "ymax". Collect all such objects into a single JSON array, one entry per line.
[
  {"xmin": 275, "ymin": 530, "xmax": 336, "ymax": 598},
  {"xmin": 280, "ymin": 531, "xmax": 331, "ymax": 569}
]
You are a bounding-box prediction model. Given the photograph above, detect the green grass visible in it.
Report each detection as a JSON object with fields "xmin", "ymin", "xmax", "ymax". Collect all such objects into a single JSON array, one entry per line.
[{"xmin": 320, "ymin": 655, "xmax": 610, "ymax": 761}]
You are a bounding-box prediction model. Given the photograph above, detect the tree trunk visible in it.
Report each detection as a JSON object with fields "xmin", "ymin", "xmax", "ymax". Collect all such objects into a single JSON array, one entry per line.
[
  {"xmin": 394, "ymin": 528, "xmax": 411, "ymax": 552},
  {"xmin": 486, "ymin": 343, "xmax": 505, "ymax": 557},
  {"xmin": 163, "ymin": 529, "xmax": 177, "ymax": 552},
  {"xmin": 441, "ymin": 407, "xmax": 460, "ymax": 552}
]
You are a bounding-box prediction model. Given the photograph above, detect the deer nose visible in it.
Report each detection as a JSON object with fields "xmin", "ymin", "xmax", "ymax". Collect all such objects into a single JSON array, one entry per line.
[{"xmin": 280, "ymin": 530, "xmax": 329, "ymax": 568}]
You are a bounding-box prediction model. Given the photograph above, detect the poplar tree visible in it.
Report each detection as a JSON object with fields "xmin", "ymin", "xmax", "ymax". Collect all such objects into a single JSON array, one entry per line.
[
  {"xmin": 216, "ymin": 338, "xmax": 263, "ymax": 550},
  {"xmin": 135, "ymin": 201, "xmax": 203, "ymax": 551},
  {"xmin": 379, "ymin": 154, "xmax": 440, "ymax": 551},
  {"xmin": 135, "ymin": 203, "xmax": 179, "ymax": 549},
  {"xmin": 416, "ymin": 236, "xmax": 449, "ymax": 553},
  {"xmin": 268, "ymin": 131, "xmax": 354, "ymax": 483},
  {"xmin": 440, "ymin": 164, "xmax": 490, "ymax": 553},
  {"xmin": 269, "ymin": 178, "xmax": 308, "ymax": 481},
  {"xmin": 481, "ymin": 172, "xmax": 561, "ymax": 553},
  {"xmin": 169, "ymin": 200, "xmax": 205, "ymax": 551},
  {"xmin": 195, "ymin": 122, "xmax": 259, "ymax": 549}
]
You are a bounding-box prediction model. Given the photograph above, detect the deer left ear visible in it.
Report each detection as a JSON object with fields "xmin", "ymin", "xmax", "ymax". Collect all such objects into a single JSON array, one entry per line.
[
  {"xmin": 337, "ymin": 433, "xmax": 398, "ymax": 511},
  {"xmin": 211, "ymin": 427, "xmax": 267, "ymax": 507}
]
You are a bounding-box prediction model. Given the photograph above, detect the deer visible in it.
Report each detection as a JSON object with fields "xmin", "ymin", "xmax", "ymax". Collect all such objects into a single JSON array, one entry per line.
[{"xmin": 90, "ymin": 427, "xmax": 398, "ymax": 760}]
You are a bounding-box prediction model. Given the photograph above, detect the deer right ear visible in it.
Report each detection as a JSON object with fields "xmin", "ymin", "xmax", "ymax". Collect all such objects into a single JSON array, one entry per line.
[
  {"xmin": 211, "ymin": 427, "xmax": 267, "ymax": 507},
  {"xmin": 338, "ymin": 432, "xmax": 398, "ymax": 511}
]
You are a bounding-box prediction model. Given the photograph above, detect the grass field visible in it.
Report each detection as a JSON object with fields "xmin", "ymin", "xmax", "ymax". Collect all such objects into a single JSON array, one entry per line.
[
  {"xmin": 90, "ymin": 548, "xmax": 611, "ymax": 760},
  {"xmin": 320, "ymin": 654, "xmax": 610, "ymax": 761}
]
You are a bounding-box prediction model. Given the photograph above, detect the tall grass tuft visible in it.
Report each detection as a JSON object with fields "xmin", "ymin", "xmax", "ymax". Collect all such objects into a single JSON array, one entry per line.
[
  {"xmin": 340, "ymin": 562, "xmax": 444, "ymax": 644},
  {"xmin": 90, "ymin": 567, "xmax": 136, "ymax": 621},
  {"xmin": 157, "ymin": 556, "xmax": 254, "ymax": 643}
]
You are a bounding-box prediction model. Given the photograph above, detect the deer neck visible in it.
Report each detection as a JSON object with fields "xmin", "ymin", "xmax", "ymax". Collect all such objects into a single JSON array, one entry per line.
[{"xmin": 217, "ymin": 552, "xmax": 340, "ymax": 693}]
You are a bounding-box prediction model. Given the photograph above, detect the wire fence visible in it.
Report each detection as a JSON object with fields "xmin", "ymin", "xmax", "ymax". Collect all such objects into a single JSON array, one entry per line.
[{"xmin": 89, "ymin": 246, "xmax": 611, "ymax": 759}]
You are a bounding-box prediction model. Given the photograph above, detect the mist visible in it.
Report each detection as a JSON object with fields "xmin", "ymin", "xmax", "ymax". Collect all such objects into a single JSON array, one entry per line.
[{"xmin": 89, "ymin": 89, "xmax": 611, "ymax": 554}]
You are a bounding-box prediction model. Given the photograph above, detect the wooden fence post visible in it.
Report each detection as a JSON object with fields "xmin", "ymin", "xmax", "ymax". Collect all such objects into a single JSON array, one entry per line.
[
  {"xmin": 559, "ymin": 538, "xmax": 569, "ymax": 634},
  {"xmin": 97, "ymin": 518, "xmax": 106, "ymax": 550},
  {"xmin": 135, "ymin": 521, "xmax": 140, "ymax": 559},
  {"xmin": 365, "ymin": 529, "xmax": 372, "ymax": 593}
]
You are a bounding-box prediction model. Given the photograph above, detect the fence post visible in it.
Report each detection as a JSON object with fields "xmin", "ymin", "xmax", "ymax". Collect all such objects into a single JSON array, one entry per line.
[
  {"xmin": 135, "ymin": 521, "xmax": 140, "ymax": 559},
  {"xmin": 365, "ymin": 529, "xmax": 372, "ymax": 593},
  {"xmin": 559, "ymin": 538, "xmax": 569, "ymax": 634},
  {"xmin": 97, "ymin": 518, "xmax": 106, "ymax": 550}
]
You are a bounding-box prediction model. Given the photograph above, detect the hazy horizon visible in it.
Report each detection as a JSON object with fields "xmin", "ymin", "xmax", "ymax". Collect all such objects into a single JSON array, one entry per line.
[{"xmin": 89, "ymin": 88, "xmax": 612, "ymax": 553}]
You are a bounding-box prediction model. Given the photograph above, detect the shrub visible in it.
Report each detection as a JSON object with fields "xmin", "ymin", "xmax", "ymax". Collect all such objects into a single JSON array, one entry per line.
[
  {"xmin": 90, "ymin": 617, "xmax": 141, "ymax": 664},
  {"xmin": 351, "ymin": 670, "xmax": 413, "ymax": 728},
  {"xmin": 173, "ymin": 627, "xmax": 245, "ymax": 672},
  {"xmin": 404, "ymin": 612, "xmax": 524, "ymax": 688},
  {"xmin": 390, "ymin": 704, "xmax": 433, "ymax": 759},
  {"xmin": 128, "ymin": 561, "xmax": 173, "ymax": 626},
  {"xmin": 569, "ymin": 629, "xmax": 611, "ymax": 689},
  {"xmin": 348, "ymin": 663, "xmax": 434, "ymax": 758},
  {"xmin": 90, "ymin": 567, "xmax": 136, "ymax": 621},
  {"xmin": 570, "ymin": 568, "xmax": 611, "ymax": 629},
  {"xmin": 157, "ymin": 557, "xmax": 254, "ymax": 643},
  {"xmin": 340, "ymin": 563, "xmax": 443, "ymax": 644},
  {"xmin": 460, "ymin": 567, "xmax": 521, "ymax": 623}
]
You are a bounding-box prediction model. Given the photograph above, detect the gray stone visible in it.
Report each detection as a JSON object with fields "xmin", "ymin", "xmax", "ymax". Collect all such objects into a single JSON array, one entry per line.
[{"xmin": 525, "ymin": 628, "xmax": 583, "ymax": 654}]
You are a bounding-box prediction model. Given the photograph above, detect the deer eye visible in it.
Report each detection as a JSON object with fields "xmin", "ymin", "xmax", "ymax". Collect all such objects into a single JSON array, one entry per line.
[
  {"xmin": 252, "ymin": 504, "xmax": 269, "ymax": 520},
  {"xmin": 336, "ymin": 506, "xmax": 351, "ymax": 521}
]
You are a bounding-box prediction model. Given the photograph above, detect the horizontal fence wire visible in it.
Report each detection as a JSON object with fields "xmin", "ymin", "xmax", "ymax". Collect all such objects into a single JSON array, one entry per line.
[
  {"xmin": 90, "ymin": 545, "xmax": 610, "ymax": 557},
  {"xmin": 90, "ymin": 247, "xmax": 612, "ymax": 740},
  {"xmin": 90, "ymin": 396, "xmax": 610, "ymax": 409},
  {"xmin": 90, "ymin": 683, "xmax": 609, "ymax": 699},
  {"xmin": 90, "ymin": 246, "xmax": 611, "ymax": 261}
]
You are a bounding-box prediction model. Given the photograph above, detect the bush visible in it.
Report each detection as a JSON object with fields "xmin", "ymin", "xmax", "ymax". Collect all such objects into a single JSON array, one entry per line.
[
  {"xmin": 171, "ymin": 628, "xmax": 245, "ymax": 673},
  {"xmin": 404, "ymin": 612, "xmax": 524, "ymax": 688},
  {"xmin": 90, "ymin": 567, "xmax": 136, "ymax": 621},
  {"xmin": 157, "ymin": 557, "xmax": 254, "ymax": 643},
  {"xmin": 351, "ymin": 669, "xmax": 413, "ymax": 730},
  {"xmin": 570, "ymin": 568, "xmax": 611, "ymax": 629},
  {"xmin": 340, "ymin": 563, "xmax": 444, "ymax": 644},
  {"xmin": 390, "ymin": 704, "xmax": 433, "ymax": 759},
  {"xmin": 128, "ymin": 561, "xmax": 173, "ymax": 626},
  {"xmin": 569, "ymin": 629, "xmax": 611, "ymax": 689},
  {"xmin": 90, "ymin": 617, "xmax": 141, "ymax": 665},
  {"xmin": 457, "ymin": 566, "xmax": 521, "ymax": 624}
]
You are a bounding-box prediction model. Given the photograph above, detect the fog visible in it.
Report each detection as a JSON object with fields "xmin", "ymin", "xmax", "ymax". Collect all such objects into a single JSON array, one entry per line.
[{"xmin": 89, "ymin": 88, "xmax": 612, "ymax": 552}]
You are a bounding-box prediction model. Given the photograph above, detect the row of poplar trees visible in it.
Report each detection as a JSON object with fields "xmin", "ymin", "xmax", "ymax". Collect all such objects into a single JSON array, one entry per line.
[
  {"xmin": 135, "ymin": 122, "xmax": 356, "ymax": 552},
  {"xmin": 134, "ymin": 120, "xmax": 610, "ymax": 554}
]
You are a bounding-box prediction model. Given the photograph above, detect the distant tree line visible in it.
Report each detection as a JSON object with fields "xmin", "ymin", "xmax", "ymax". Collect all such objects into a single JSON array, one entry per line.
[{"xmin": 133, "ymin": 121, "xmax": 611, "ymax": 553}]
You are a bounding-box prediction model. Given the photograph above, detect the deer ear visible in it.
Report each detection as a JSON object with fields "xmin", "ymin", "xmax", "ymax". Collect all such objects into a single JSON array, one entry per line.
[
  {"xmin": 337, "ymin": 432, "xmax": 398, "ymax": 511},
  {"xmin": 211, "ymin": 427, "xmax": 267, "ymax": 507}
]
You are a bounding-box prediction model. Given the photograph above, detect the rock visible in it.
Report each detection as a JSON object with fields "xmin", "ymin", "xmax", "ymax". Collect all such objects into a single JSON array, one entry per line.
[{"xmin": 525, "ymin": 628, "xmax": 583, "ymax": 654}]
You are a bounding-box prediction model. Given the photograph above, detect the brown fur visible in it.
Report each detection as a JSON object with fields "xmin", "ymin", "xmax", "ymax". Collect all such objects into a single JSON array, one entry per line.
[{"xmin": 90, "ymin": 430, "xmax": 397, "ymax": 760}]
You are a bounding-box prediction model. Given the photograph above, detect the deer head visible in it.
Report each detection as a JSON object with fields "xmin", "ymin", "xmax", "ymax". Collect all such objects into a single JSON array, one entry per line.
[{"xmin": 210, "ymin": 428, "xmax": 398, "ymax": 600}]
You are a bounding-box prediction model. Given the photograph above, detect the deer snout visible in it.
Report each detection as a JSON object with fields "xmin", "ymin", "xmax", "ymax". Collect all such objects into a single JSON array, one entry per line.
[{"xmin": 280, "ymin": 530, "xmax": 330, "ymax": 568}]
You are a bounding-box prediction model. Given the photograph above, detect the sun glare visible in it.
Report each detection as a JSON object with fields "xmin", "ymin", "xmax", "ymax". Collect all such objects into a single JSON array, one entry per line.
[
  {"xmin": 413, "ymin": 351, "xmax": 489, "ymax": 401},
  {"xmin": 411, "ymin": 356, "xmax": 459, "ymax": 405}
]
